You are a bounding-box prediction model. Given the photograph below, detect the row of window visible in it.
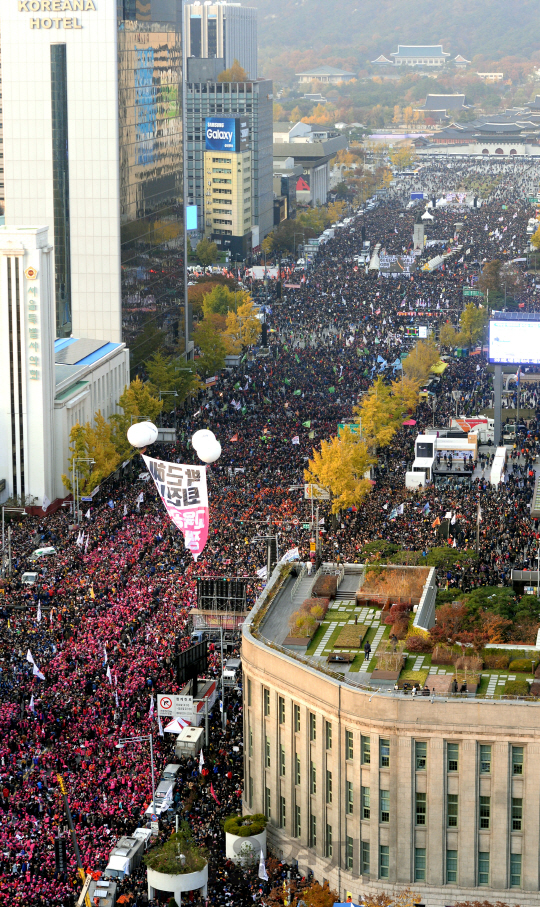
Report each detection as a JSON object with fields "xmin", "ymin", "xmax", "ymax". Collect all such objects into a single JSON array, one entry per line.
[
  {"xmin": 258, "ymin": 692, "xmax": 525, "ymax": 775},
  {"xmin": 263, "ymin": 788, "xmax": 523, "ymax": 888},
  {"xmin": 271, "ymin": 756, "xmax": 523, "ymax": 832}
]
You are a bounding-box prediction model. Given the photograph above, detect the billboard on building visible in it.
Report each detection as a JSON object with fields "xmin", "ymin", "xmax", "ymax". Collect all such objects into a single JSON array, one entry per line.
[
  {"xmin": 205, "ymin": 116, "xmax": 250, "ymax": 152},
  {"xmin": 489, "ymin": 319, "xmax": 540, "ymax": 365}
]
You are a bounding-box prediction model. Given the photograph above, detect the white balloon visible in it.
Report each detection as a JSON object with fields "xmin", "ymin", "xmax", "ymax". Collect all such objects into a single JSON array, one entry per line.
[
  {"xmin": 196, "ymin": 439, "xmax": 222, "ymax": 464},
  {"xmin": 192, "ymin": 429, "xmax": 216, "ymax": 451},
  {"xmin": 127, "ymin": 421, "xmax": 158, "ymax": 449}
]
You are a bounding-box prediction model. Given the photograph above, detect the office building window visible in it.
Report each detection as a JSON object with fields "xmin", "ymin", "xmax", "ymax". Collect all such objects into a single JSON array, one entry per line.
[
  {"xmin": 325, "ymin": 721, "xmax": 332, "ymax": 749},
  {"xmin": 415, "ymin": 741, "xmax": 427, "ymax": 771},
  {"xmin": 479, "ymin": 796, "xmax": 490, "ymax": 829},
  {"xmin": 448, "ymin": 793, "xmax": 458, "ymax": 827},
  {"xmin": 346, "ymin": 836, "xmax": 354, "ymax": 870},
  {"xmin": 361, "ymin": 735, "xmax": 371, "ymax": 765},
  {"xmin": 310, "ymin": 761, "xmax": 316, "ymax": 794},
  {"xmin": 478, "ymin": 852, "xmax": 489, "ymax": 886},
  {"xmin": 295, "ymin": 754, "xmax": 301, "ymax": 786},
  {"xmin": 326, "ymin": 769, "xmax": 332, "ymax": 804},
  {"xmin": 512, "ymin": 798, "xmax": 522, "ymax": 831},
  {"xmin": 263, "ymin": 688, "xmax": 270, "ymax": 716},
  {"xmin": 249, "ymin": 727, "xmax": 253, "ymax": 757},
  {"xmin": 295, "ymin": 803, "xmax": 301, "ymax": 837},
  {"xmin": 380, "ymin": 738, "xmax": 390, "ymax": 767},
  {"xmin": 447, "ymin": 742, "xmax": 459, "ymax": 772},
  {"xmin": 446, "ymin": 849, "xmax": 457, "ymax": 883},
  {"xmin": 265, "ymin": 737, "xmax": 271, "ymax": 768},
  {"xmin": 309, "ymin": 814, "xmax": 316, "ymax": 847},
  {"xmin": 512, "ymin": 746, "xmax": 523, "ymax": 775},
  {"xmin": 279, "ymin": 745, "xmax": 285, "ymax": 777},
  {"xmin": 510, "ymin": 853, "xmax": 521, "ymax": 888},
  {"xmin": 479, "ymin": 744, "xmax": 491, "ymax": 773},
  {"xmin": 247, "ymin": 678, "xmax": 251, "ymax": 706},
  {"xmin": 345, "ymin": 730, "xmax": 354, "ymax": 760},
  {"xmin": 50, "ymin": 43, "xmax": 72, "ymax": 338},
  {"xmin": 362, "ymin": 786, "xmax": 370, "ymax": 820},
  {"xmin": 279, "ymin": 796, "xmax": 286, "ymax": 828},
  {"xmin": 346, "ymin": 780, "xmax": 354, "ymax": 815},
  {"xmin": 361, "ymin": 841, "xmax": 370, "ymax": 874},
  {"xmin": 309, "ymin": 712, "xmax": 316, "ymax": 741},
  {"xmin": 416, "ymin": 792, "xmax": 427, "ymax": 826},
  {"xmin": 379, "ymin": 845, "xmax": 389, "ymax": 879},
  {"xmin": 264, "ymin": 787, "xmax": 271, "ymax": 819},
  {"xmin": 294, "ymin": 705, "xmax": 301, "ymax": 733},
  {"xmin": 279, "ymin": 696, "xmax": 285, "ymax": 724},
  {"xmin": 414, "ymin": 848, "xmax": 426, "ymax": 881},
  {"xmin": 325, "ymin": 824, "xmax": 332, "ymax": 858},
  {"xmin": 380, "ymin": 790, "xmax": 389, "ymax": 823}
]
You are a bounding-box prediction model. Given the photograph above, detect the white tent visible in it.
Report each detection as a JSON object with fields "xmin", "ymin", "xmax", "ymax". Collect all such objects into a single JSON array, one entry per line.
[{"xmin": 164, "ymin": 717, "xmax": 190, "ymax": 733}]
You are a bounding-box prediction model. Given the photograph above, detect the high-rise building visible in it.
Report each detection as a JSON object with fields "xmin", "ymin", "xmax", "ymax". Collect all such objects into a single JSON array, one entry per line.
[
  {"xmin": 0, "ymin": 1, "xmax": 187, "ymax": 372},
  {"xmin": 184, "ymin": 2, "xmax": 257, "ymax": 80},
  {"xmin": 186, "ymin": 65, "xmax": 273, "ymax": 249}
]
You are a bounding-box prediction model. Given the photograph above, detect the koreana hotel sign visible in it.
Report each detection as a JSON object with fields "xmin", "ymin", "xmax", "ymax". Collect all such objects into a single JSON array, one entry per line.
[{"xmin": 17, "ymin": 0, "xmax": 97, "ymax": 29}]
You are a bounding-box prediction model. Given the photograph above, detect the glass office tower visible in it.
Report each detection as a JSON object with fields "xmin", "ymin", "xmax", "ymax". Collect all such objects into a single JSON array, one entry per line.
[
  {"xmin": 118, "ymin": 1, "xmax": 187, "ymax": 371},
  {"xmin": 0, "ymin": 0, "xmax": 186, "ymax": 371}
]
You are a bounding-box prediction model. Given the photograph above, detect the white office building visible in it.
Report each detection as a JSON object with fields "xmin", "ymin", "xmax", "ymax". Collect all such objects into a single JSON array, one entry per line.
[
  {"xmin": 0, "ymin": 0, "xmax": 186, "ymax": 372},
  {"xmin": 0, "ymin": 225, "xmax": 129, "ymax": 508}
]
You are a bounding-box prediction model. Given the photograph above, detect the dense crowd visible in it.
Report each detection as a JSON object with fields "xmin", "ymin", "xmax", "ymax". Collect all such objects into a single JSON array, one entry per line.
[{"xmin": 1, "ymin": 158, "xmax": 540, "ymax": 905}]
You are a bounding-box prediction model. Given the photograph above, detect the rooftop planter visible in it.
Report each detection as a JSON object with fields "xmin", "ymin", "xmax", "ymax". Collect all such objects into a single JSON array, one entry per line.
[
  {"xmin": 223, "ymin": 814, "xmax": 267, "ymax": 865},
  {"xmin": 144, "ymin": 827, "xmax": 207, "ymax": 877}
]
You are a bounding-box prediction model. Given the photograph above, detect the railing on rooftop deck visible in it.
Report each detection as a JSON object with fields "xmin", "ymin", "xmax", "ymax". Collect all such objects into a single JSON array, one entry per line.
[{"xmin": 290, "ymin": 562, "xmax": 307, "ymax": 600}]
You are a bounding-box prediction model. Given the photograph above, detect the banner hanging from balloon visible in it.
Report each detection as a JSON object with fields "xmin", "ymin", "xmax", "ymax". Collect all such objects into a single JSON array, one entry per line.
[{"xmin": 143, "ymin": 455, "xmax": 209, "ymax": 560}]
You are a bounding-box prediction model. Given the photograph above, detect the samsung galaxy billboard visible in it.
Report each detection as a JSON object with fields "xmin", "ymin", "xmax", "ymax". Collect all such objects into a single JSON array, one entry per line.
[{"xmin": 205, "ymin": 116, "xmax": 249, "ymax": 152}]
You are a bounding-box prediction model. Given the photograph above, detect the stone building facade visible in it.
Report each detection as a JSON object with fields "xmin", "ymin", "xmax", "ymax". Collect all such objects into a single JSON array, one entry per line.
[{"xmin": 242, "ymin": 571, "xmax": 540, "ymax": 906}]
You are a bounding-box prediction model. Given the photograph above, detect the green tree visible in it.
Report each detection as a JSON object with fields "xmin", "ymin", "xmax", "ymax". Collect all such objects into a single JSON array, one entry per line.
[
  {"xmin": 111, "ymin": 378, "xmax": 163, "ymax": 460},
  {"xmin": 201, "ymin": 283, "xmax": 245, "ymax": 316},
  {"xmin": 196, "ymin": 238, "xmax": 218, "ymax": 270},
  {"xmin": 145, "ymin": 350, "xmax": 200, "ymax": 405},
  {"xmin": 62, "ymin": 424, "xmax": 96, "ymax": 495},
  {"xmin": 193, "ymin": 318, "xmax": 227, "ymax": 378},
  {"xmin": 130, "ymin": 319, "xmax": 165, "ymax": 374}
]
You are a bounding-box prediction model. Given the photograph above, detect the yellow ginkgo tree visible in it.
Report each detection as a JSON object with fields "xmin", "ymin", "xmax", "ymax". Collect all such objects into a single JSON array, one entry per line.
[{"xmin": 304, "ymin": 426, "xmax": 375, "ymax": 514}]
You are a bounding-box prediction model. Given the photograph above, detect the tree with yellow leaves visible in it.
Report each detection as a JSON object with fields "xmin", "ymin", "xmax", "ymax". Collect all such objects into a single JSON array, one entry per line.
[
  {"xmin": 361, "ymin": 887, "xmax": 420, "ymax": 907},
  {"xmin": 304, "ymin": 426, "xmax": 375, "ymax": 514},
  {"xmin": 273, "ymin": 102, "xmax": 284, "ymax": 121},
  {"xmin": 224, "ymin": 299, "xmax": 261, "ymax": 350},
  {"xmin": 439, "ymin": 321, "xmax": 460, "ymax": 348},
  {"xmin": 402, "ymin": 339, "xmax": 440, "ymax": 384},
  {"xmin": 393, "ymin": 105, "xmax": 402, "ymax": 124},
  {"xmin": 62, "ymin": 413, "xmax": 121, "ymax": 495},
  {"xmin": 217, "ymin": 59, "xmax": 249, "ymax": 82},
  {"xmin": 531, "ymin": 225, "xmax": 540, "ymax": 250},
  {"xmin": 389, "ymin": 142, "xmax": 417, "ymax": 170},
  {"xmin": 326, "ymin": 200, "xmax": 346, "ymax": 223},
  {"xmin": 355, "ymin": 377, "xmax": 405, "ymax": 449},
  {"xmin": 459, "ymin": 302, "xmax": 488, "ymax": 346}
]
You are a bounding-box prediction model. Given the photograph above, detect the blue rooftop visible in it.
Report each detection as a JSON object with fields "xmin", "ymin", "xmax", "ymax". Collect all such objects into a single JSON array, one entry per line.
[{"xmin": 54, "ymin": 337, "xmax": 122, "ymax": 367}]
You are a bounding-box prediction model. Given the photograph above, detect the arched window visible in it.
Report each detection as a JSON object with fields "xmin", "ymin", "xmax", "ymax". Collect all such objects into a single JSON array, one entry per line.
[
  {"xmin": 482, "ymin": 148, "xmax": 489, "ymax": 155},
  {"xmin": 509, "ymin": 148, "xmax": 517, "ymax": 155},
  {"xmin": 495, "ymin": 147, "xmax": 504, "ymax": 155}
]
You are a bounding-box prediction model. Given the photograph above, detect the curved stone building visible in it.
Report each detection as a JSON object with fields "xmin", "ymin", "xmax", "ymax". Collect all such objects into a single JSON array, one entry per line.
[{"xmin": 242, "ymin": 564, "xmax": 540, "ymax": 906}]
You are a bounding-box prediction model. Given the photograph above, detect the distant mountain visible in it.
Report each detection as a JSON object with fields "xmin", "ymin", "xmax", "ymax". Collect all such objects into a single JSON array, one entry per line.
[{"xmin": 253, "ymin": 0, "xmax": 540, "ymax": 79}]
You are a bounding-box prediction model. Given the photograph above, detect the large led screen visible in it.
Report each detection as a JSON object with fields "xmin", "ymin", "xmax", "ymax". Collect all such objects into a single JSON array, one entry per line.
[{"xmin": 488, "ymin": 319, "xmax": 540, "ymax": 365}]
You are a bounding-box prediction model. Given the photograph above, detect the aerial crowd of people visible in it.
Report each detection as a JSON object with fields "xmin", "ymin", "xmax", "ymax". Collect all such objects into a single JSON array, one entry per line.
[{"xmin": 2, "ymin": 154, "xmax": 540, "ymax": 905}]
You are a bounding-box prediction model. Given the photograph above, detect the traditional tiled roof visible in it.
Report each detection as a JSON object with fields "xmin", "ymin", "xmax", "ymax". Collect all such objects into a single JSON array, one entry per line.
[{"xmin": 391, "ymin": 45, "xmax": 450, "ymax": 58}]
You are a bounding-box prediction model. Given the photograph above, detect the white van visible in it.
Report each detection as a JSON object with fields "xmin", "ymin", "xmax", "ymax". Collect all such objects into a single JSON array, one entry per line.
[
  {"xmin": 21, "ymin": 572, "xmax": 39, "ymax": 585},
  {"xmin": 29, "ymin": 546, "xmax": 56, "ymax": 561}
]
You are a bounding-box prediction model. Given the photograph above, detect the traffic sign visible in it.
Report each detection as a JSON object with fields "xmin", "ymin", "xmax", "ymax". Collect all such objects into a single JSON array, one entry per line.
[
  {"xmin": 463, "ymin": 288, "xmax": 483, "ymax": 297},
  {"xmin": 157, "ymin": 693, "xmax": 193, "ymax": 718}
]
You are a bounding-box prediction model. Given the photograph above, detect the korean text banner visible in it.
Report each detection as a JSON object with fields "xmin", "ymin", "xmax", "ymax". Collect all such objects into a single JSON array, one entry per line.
[{"xmin": 143, "ymin": 455, "xmax": 209, "ymax": 561}]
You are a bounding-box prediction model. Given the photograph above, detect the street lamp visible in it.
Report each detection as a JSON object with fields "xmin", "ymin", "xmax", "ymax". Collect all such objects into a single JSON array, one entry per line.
[
  {"xmin": 116, "ymin": 734, "xmax": 156, "ymax": 817},
  {"xmin": 72, "ymin": 458, "xmax": 95, "ymax": 525},
  {"xmin": 159, "ymin": 390, "xmax": 179, "ymax": 430},
  {"xmin": 1, "ymin": 507, "xmax": 28, "ymax": 576}
]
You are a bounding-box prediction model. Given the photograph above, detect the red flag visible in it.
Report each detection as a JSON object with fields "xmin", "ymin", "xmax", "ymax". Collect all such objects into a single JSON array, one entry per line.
[
  {"xmin": 230, "ymin": 434, "xmax": 238, "ymax": 442},
  {"xmin": 210, "ymin": 783, "xmax": 221, "ymax": 805}
]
